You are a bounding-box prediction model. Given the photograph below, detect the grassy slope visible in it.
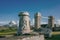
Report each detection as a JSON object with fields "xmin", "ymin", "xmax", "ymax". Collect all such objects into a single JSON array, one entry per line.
[
  {"xmin": 0, "ymin": 29, "xmax": 17, "ymax": 36},
  {"xmin": 46, "ymin": 32, "xmax": 60, "ymax": 40}
]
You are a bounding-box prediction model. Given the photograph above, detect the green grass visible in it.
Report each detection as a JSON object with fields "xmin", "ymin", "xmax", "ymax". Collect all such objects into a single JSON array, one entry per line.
[
  {"xmin": 46, "ymin": 32, "xmax": 60, "ymax": 40},
  {"xmin": 0, "ymin": 31, "xmax": 17, "ymax": 36},
  {"xmin": 46, "ymin": 35, "xmax": 60, "ymax": 40},
  {"xmin": 52, "ymin": 32, "xmax": 60, "ymax": 35},
  {"xmin": 0, "ymin": 29, "xmax": 60, "ymax": 40},
  {"xmin": 0, "ymin": 28, "xmax": 17, "ymax": 36}
]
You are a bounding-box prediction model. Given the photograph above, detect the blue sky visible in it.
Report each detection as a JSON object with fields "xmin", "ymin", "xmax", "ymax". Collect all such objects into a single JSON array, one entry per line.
[{"xmin": 0, "ymin": 0, "xmax": 60, "ymax": 25}]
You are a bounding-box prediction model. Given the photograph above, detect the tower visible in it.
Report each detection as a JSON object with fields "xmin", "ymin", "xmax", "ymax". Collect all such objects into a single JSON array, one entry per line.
[
  {"xmin": 34, "ymin": 12, "xmax": 41, "ymax": 29},
  {"xmin": 18, "ymin": 12, "xmax": 31, "ymax": 34},
  {"xmin": 48, "ymin": 16, "xmax": 54, "ymax": 28}
]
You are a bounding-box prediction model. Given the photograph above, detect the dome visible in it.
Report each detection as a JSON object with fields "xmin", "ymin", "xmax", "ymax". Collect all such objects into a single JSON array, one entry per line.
[
  {"xmin": 19, "ymin": 11, "xmax": 29, "ymax": 16},
  {"xmin": 35, "ymin": 12, "xmax": 41, "ymax": 16},
  {"xmin": 9, "ymin": 21, "xmax": 16, "ymax": 25},
  {"xmin": 12, "ymin": 21, "xmax": 16, "ymax": 24}
]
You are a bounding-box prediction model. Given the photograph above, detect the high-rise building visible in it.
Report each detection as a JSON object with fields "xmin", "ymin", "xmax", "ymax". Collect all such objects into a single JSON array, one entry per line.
[
  {"xmin": 18, "ymin": 12, "xmax": 31, "ymax": 34},
  {"xmin": 34, "ymin": 12, "xmax": 41, "ymax": 29},
  {"xmin": 48, "ymin": 16, "xmax": 54, "ymax": 28}
]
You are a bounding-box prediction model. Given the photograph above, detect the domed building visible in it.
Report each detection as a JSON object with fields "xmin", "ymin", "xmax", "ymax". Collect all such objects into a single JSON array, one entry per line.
[{"xmin": 9, "ymin": 21, "xmax": 17, "ymax": 27}]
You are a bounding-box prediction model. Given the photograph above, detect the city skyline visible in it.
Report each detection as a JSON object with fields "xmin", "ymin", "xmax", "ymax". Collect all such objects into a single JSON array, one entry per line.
[{"xmin": 0, "ymin": 0, "xmax": 60, "ymax": 25}]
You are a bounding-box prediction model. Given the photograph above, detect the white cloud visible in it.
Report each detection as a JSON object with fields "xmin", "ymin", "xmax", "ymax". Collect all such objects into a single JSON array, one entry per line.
[
  {"xmin": 30, "ymin": 18, "xmax": 34, "ymax": 25},
  {"xmin": 56, "ymin": 19, "xmax": 60, "ymax": 25},
  {"xmin": 42, "ymin": 16, "xmax": 48, "ymax": 19},
  {"xmin": 0, "ymin": 21, "xmax": 9, "ymax": 24},
  {"xmin": 41, "ymin": 21, "xmax": 47, "ymax": 24},
  {"xmin": 30, "ymin": 18, "xmax": 48, "ymax": 25},
  {"xmin": 16, "ymin": 20, "xmax": 19, "ymax": 27},
  {"xmin": 32, "ymin": 18, "xmax": 34, "ymax": 25},
  {"xmin": 55, "ymin": 19, "xmax": 60, "ymax": 27},
  {"xmin": 0, "ymin": 21, "xmax": 9, "ymax": 26},
  {"xmin": 0, "ymin": 21, "xmax": 17, "ymax": 26}
]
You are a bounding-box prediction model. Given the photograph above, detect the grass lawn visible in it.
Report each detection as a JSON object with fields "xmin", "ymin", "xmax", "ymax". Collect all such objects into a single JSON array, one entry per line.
[
  {"xmin": 0, "ymin": 30, "xmax": 60, "ymax": 40},
  {"xmin": 46, "ymin": 32, "xmax": 60, "ymax": 40},
  {"xmin": 0, "ymin": 31, "xmax": 17, "ymax": 36}
]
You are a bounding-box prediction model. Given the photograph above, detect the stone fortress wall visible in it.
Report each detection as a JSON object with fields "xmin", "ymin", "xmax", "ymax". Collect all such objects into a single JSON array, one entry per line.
[{"xmin": 0, "ymin": 35, "xmax": 44, "ymax": 40}]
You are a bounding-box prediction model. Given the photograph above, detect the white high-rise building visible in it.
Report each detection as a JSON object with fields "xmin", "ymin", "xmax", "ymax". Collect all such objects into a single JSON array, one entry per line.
[
  {"xmin": 18, "ymin": 12, "xmax": 31, "ymax": 34},
  {"xmin": 34, "ymin": 12, "xmax": 41, "ymax": 29}
]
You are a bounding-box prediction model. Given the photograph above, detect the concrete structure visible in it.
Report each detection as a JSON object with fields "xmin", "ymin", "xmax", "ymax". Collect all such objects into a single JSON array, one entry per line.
[
  {"xmin": 40, "ymin": 28, "xmax": 52, "ymax": 38},
  {"xmin": 0, "ymin": 35, "xmax": 44, "ymax": 40},
  {"xmin": 48, "ymin": 16, "xmax": 54, "ymax": 28},
  {"xmin": 34, "ymin": 12, "xmax": 41, "ymax": 29},
  {"xmin": 0, "ymin": 12, "xmax": 45, "ymax": 40},
  {"xmin": 18, "ymin": 12, "xmax": 31, "ymax": 34}
]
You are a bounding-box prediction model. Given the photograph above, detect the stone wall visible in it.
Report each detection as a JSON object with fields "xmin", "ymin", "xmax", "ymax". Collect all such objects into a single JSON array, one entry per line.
[
  {"xmin": 0, "ymin": 35, "xmax": 44, "ymax": 40},
  {"xmin": 21, "ymin": 35, "xmax": 44, "ymax": 40}
]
